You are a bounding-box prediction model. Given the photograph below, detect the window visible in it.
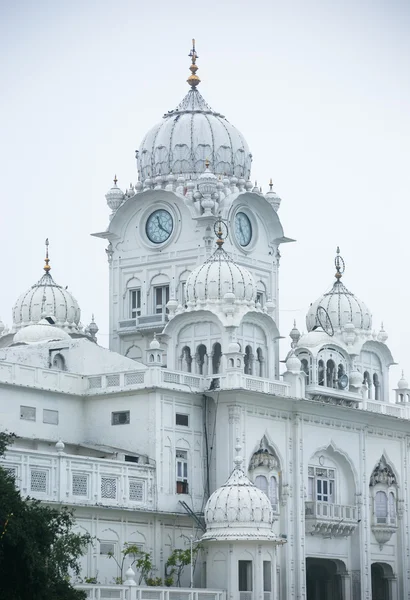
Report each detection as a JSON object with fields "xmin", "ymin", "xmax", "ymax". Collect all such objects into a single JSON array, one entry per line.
[
  {"xmin": 375, "ymin": 491, "xmax": 388, "ymax": 523},
  {"xmin": 326, "ymin": 359, "xmax": 336, "ymax": 388},
  {"xmin": 130, "ymin": 289, "xmax": 141, "ymax": 318},
  {"xmin": 301, "ymin": 359, "xmax": 309, "ymax": 384},
  {"xmin": 373, "ymin": 373, "xmax": 380, "ymax": 400},
  {"xmin": 196, "ymin": 344, "xmax": 207, "ymax": 375},
  {"xmin": 308, "ymin": 466, "xmax": 335, "ymax": 503},
  {"xmin": 43, "ymin": 409, "xmax": 59, "ymax": 425},
  {"xmin": 255, "ymin": 475, "xmax": 268, "ymax": 496},
  {"xmin": 111, "ymin": 411, "xmax": 130, "ymax": 425},
  {"xmin": 52, "ymin": 353, "xmax": 65, "ymax": 370},
  {"xmin": 238, "ymin": 560, "xmax": 253, "ymax": 592},
  {"xmin": 154, "ymin": 285, "xmax": 169, "ymax": 315},
  {"xmin": 181, "ymin": 346, "xmax": 192, "ymax": 373},
  {"xmin": 212, "ymin": 342, "xmax": 222, "ymax": 374},
  {"xmin": 125, "ymin": 455, "xmax": 139, "ymax": 463},
  {"xmin": 389, "ymin": 492, "xmax": 396, "ymax": 525},
  {"xmin": 263, "ymin": 561, "xmax": 272, "ymax": 593},
  {"xmin": 176, "ymin": 450, "xmax": 188, "ymax": 494},
  {"xmin": 256, "ymin": 292, "xmax": 264, "ymax": 307},
  {"xmin": 176, "ymin": 413, "xmax": 189, "ymax": 427},
  {"xmin": 244, "ymin": 346, "xmax": 253, "ymax": 375},
  {"xmin": 180, "ymin": 281, "xmax": 187, "ymax": 308},
  {"xmin": 318, "ymin": 360, "xmax": 325, "ymax": 386},
  {"xmin": 270, "ymin": 476, "xmax": 278, "ymax": 507},
  {"xmin": 20, "ymin": 405, "xmax": 36, "ymax": 421},
  {"xmin": 256, "ymin": 348, "xmax": 264, "ymax": 377},
  {"xmin": 100, "ymin": 542, "xmax": 115, "ymax": 555}
]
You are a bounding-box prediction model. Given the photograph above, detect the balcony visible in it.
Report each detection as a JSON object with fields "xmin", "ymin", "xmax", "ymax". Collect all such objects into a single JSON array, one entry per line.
[
  {"xmin": 118, "ymin": 314, "xmax": 167, "ymax": 335},
  {"xmin": 305, "ymin": 501, "xmax": 358, "ymax": 537},
  {"xmin": 2, "ymin": 448, "xmax": 155, "ymax": 511},
  {"xmin": 306, "ymin": 384, "xmax": 362, "ymax": 407},
  {"xmin": 75, "ymin": 585, "xmax": 226, "ymax": 600}
]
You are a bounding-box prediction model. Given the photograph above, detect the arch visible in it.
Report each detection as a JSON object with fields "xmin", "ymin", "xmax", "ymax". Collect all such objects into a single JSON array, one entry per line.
[
  {"xmin": 254, "ymin": 474, "xmax": 268, "ymax": 495},
  {"xmin": 180, "ymin": 346, "xmax": 192, "ymax": 373},
  {"xmin": 128, "ymin": 530, "xmax": 147, "ymax": 544},
  {"xmin": 363, "ymin": 371, "xmax": 372, "ymax": 399},
  {"xmin": 212, "ymin": 342, "xmax": 222, "ymax": 374},
  {"xmin": 326, "ymin": 359, "xmax": 336, "ymax": 388},
  {"xmin": 310, "ymin": 441, "xmax": 359, "ymax": 497},
  {"xmin": 318, "ymin": 359, "xmax": 325, "ymax": 386},
  {"xmin": 244, "ymin": 345, "xmax": 253, "ymax": 375},
  {"xmin": 301, "ymin": 358, "xmax": 309, "ymax": 384},
  {"xmin": 126, "ymin": 345, "xmax": 143, "ymax": 361},
  {"xmin": 52, "ymin": 353, "xmax": 66, "ymax": 370},
  {"xmin": 176, "ymin": 438, "xmax": 190, "ymax": 450},
  {"xmin": 256, "ymin": 347, "xmax": 264, "ymax": 377},
  {"xmin": 196, "ymin": 344, "xmax": 207, "ymax": 375},
  {"xmin": 249, "ymin": 432, "xmax": 285, "ymax": 474},
  {"xmin": 149, "ymin": 272, "xmax": 169, "ymax": 287},
  {"xmin": 373, "ymin": 372, "xmax": 380, "ymax": 400}
]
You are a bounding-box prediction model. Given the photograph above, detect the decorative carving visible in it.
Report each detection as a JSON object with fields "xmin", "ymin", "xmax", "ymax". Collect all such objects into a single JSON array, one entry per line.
[
  {"xmin": 370, "ymin": 457, "xmax": 397, "ymax": 487},
  {"xmin": 372, "ymin": 526, "xmax": 396, "ymax": 550},
  {"xmin": 249, "ymin": 441, "xmax": 279, "ymax": 471}
]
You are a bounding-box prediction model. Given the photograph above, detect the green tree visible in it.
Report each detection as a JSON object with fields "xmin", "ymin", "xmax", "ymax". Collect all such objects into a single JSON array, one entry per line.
[
  {"xmin": 0, "ymin": 431, "xmax": 92, "ymax": 600},
  {"xmin": 107, "ymin": 542, "xmax": 160, "ymax": 585},
  {"xmin": 165, "ymin": 545, "xmax": 201, "ymax": 587}
]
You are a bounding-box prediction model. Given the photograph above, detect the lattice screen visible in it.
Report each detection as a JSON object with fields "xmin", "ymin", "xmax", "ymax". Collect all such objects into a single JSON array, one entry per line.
[
  {"xmin": 72, "ymin": 473, "xmax": 88, "ymax": 497},
  {"xmin": 129, "ymin": 478, "xmax": 144, "ymax": 502},
  {"xmin": 101, "ymin": 476, "xmax": 117, "ymax": 499}
]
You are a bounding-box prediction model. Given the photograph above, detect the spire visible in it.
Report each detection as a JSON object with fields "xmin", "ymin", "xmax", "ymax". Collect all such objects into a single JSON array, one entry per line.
[
  {"xmin": 214, "ymin": 219, "xmax": 227, "ymax": 248},
  {"xmin": 187, "ymin": 39, "xmax": 200, "ymax": 88},
  {"xmin": 113, "ymin": 174, "xmax": 118, "ymax": 186},
  {"xmin": 269, "ymin": 178, "xmax": 273, "ymax": 191},
  {"xmin": 234, "ymin": 439, "xmax": 244, "ymax": 471},
  {"xmin": 334, "ymin": 246, "xmax": 345, "ymax": 281},
  {"xmin": 44, "ymin": 238, "xmax": 51, "ymax": 273}
]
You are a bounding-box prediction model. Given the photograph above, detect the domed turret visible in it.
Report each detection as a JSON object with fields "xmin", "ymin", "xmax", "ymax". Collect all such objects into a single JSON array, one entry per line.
[
  {"xmin": 12, "ymin": 240, "xmax": 81, "ymax": 333},
  {"xmin": 202, "ymin": 444, "xmax": 276, "ymax": 541},
  {"xmin": 185, "ymin": 223, "xmax": 256, "ymax": 309},
  {"xmin": 398, "ymin": 371, "xmax": 408, "ymax": 390},
  {"xmin": 137, "ymin": 42, "xmax": 252, "ymax": 184},
  {"xmin": 12, "ymin": 319, "xmax": 71, "ymax": 345},
  {"xmin": 306, "ymin": 248, "xmax": 372, "ymax": 333},
  {"xmin": 105, "ymin": 176, "xmax": 125, "ymax": 211}
]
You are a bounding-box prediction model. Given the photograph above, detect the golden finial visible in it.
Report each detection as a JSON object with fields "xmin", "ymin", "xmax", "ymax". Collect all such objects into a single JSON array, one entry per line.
[
  {"xmin": 44, "ymin": 238, "xmax": 51, "ymax": 273},
  {"xmin": 187, "ymin": 39, "xmax": 201, "ymax": 88},
  {"xmin": 205, "ymin": 157, "xmax": 210, "ymax": 169},
  {"xmin": 214, "ymin": 219, "xmax": 228, "ymax": 248},
  {"xmin": 269, "ymin": 178, "xmax": 273, "ymax": 190},
  {"xmin": 113, "ymin": 174, "xmax": 118, "ymax": 186}
]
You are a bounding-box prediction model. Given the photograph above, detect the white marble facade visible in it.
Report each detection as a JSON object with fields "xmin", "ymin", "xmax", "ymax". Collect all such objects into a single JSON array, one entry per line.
[{"xmin": 0, "ymin": 43, "xmax": 409, "ymax": 600}]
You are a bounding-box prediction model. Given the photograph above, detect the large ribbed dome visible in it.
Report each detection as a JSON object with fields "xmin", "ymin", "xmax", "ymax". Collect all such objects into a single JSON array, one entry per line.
[
  {"xmin": 202, "ymin": 462, "xmax": 275, "ymax": 541},
  {"xmin": 137, "ymin": 44, "xmax": 252, "ymax": 183},
  {"xmin": 306, "ymin": 249, "xmax": 372, "ymax": 333},
  {"xmin": 12, "ymin": 242, "xmax": 81, "ymax": 332}
]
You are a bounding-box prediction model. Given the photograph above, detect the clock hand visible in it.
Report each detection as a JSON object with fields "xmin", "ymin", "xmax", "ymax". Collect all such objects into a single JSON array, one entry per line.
[
  {"xmin": 239, "ymin": 221, "xmax": 245, "ymax": 240},
  {"xmin": 156, "ymin": 217, "xmax": 170, "ymax": 235}
]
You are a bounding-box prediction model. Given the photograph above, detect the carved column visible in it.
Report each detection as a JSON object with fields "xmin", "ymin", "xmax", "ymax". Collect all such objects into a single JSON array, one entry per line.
[
  {"xmin": 351, "ymin": 570, "xmax": 361, "ymax": 600},
  {"xmin": 386, "ymin": 575, "xmax": 398, "ymax": 600},
  {"xmin": 341, "ymin": 573, "xmax": 352, "ymax": 600},
  {"xmin": 294, "ymin": 413, "xmax": 306, "ymax": 600},
  {"xmin": 227, "ymin": 405, "xmax": 241, "ymax": 474}
]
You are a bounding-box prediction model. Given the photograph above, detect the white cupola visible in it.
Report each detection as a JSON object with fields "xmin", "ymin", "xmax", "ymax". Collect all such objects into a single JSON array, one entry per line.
[
  {"xmin": 202, "ymin": 445, "xmax": 276, "ymax": 541},
  {"xmin": 105, "ymin": 175, "xmax": 125, "ymax": 212},
  {"xmin": 137, "ymin": 41, "xmax": 252, "ymax": 184},
  {"xmin": 185, "ymin": 225, "xmax": 257, "ymax": 311},
  {"xmin": 12, "ymin": 240, "xmax": 81, "ymax": 333},
  {"xmin": 12, "ymin": 319, "xmax": 71, "ymax": 345},
  {"xmin": 306, "ymin": 248, "xmax": 372, "ymax": 333}
]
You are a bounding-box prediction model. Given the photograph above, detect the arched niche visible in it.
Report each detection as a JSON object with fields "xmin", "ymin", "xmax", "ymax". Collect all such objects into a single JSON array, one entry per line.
[
  {"xmin": 369, "ymin": 455, "xmax": 399, "ymax": 548},
  {"xmin": 126, "ymin": 345, "xmax": 143, "ymax": 361},
  {"xmin": 307, "ymin": 442, "xmax": 357, "ymax": 506},
  {"xmin": 248, "ymin": 435, "xmax": 281, "ymax": 513}
]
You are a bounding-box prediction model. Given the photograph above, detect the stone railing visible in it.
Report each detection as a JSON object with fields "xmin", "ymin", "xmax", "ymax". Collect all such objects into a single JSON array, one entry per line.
[
  {"xmin": 0, "ymin": 360, "xmax": 84, "ymax": 395},
  {"xmin": 363, "ymin": 400, "xmax": 404, "ymax": 418},
  {"xmin": 215, "ymin": 373, "xmax": 291, "ymax": 397},
  {"xmin": 76, "ymin": 584, "xmax": 226, "ymax": 600},
  {"xmin": 305, "ymin": 501, "xmax": 358, "ymax": 537},
  {"xmin": 2, "ymin": 448, "xmax": 155, "ymax": 510}
]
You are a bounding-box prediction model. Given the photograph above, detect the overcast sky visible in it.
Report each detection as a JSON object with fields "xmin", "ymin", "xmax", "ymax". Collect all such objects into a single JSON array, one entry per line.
[{"xmin": 1, "ymin": 0, "xmax": 409, "ymax": 392}]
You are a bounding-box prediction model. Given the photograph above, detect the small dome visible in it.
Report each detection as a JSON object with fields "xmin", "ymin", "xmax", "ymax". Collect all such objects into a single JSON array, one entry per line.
[
  {"xmin": 137, "ymin": 44, "xmax": 252, "ymax": 184},
  {"xmin": 398, "ymin": 371, "xmax": 408, "ymax": 390},
  {"xmin": 12, "ymin": 320, "xmax": 71, "ymax": 345},
  {"xmin": 105, "ymin": 176, "xmax": 125, "ymax": 211},
  {"xmin": 286, "ymin": 352, "xmax": 301, "ymax": 374},
  {"xmin": 306, "ymin": 249, "xmax": 372, "ymax": 333},
  {"xmin": 12, "ymin": 242, "xmax": 81, "ymax": 333},
  {"xmin": 150, "ymin": 333, "xmax": 160, "ymax": 350},
  {"xmin": 297, "ymin": 328, "xmax": 343, "ymax": 350},
  {"xmin": 349, "ymin": 369, "xmax": 363, "ymax": 389},
  {"xmin": 203, "ymin": 458, "xmax": 275, "ymax": 541},
  {"xmin": 186, "ymin": 244, "xmax": 256, "ymax": 307}
]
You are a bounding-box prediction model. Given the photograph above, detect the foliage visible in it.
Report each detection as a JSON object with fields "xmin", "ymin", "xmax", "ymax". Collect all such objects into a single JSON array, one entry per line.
[
  {"xmin": 107, "ymin": 542, "xmax": 158, "ymax": 585},
  {"xmin": 165, "ymin": 545, "xmax": 201, "ymax": 587},
  {"xmin": 0, "ymin": 431, "xmax": 92, "ymax": 600}
]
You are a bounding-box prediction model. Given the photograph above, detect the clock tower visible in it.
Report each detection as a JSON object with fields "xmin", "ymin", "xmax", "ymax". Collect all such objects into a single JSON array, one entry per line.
[{"xmin": 93, "ymin": 42, "xmax": 290, "ymax": 369}]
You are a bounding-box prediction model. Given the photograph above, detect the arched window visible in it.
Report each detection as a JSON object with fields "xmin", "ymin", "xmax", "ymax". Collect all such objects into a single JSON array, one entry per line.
[
  {"xmin": 149, "ymin": 354, "xmax": 155, "ymax": 362},
  {"xmin": 229, "ymin": 358, "xmax": 234, "ymax": 368},
  {"xmin": 326, "ymin": 359, "xmax": 336, "ymax": 388},
  {"xmin": 52, "ymin": 353, "xmax": 65, "ymax": 370},
  {"xmin": 212, "ymin": 343, "xmax": 222, "ymax": 374},
  {"xmin": 375, "ymin": 491, "xmax": 388, "ymax": 522},
  {"xmin": 256, "ymin": 348, "xmax": 264, "ymax": 377},
  {"xmin": 318, "ymin": 360, "xmax": 325, "ymax": 386},
  {"xmin": 363, "ymin": 371, "xmax": 371, "ymax": 399},
  {"xmin": 373, "ymin": 373, "xmax": 380, "ymax": 400},
  {"xmin": 269, "ymin": 476, "xmax": 278, "ymax": 507},
  {"xmin": 181, "ymin": 346, "xmax": 192, "ymax": 373},
  {"xmin": 254, "ymin": 475, "xmax": 268, "ymax": 496},
  {"xmin": 244, "ymin": 346, "xmax": 253, "ymax": 375},
  {"xmin": 301, "ymin": 359, "xmax": 309, "ymax": 384},
  {"xmin": 196, "ymin": 344, "xmax": 207, "ymax": 375}
]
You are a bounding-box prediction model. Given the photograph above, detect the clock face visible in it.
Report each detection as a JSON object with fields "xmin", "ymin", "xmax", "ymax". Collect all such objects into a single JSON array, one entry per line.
[
  {"xmin": 146, "ymin": 209, "xmax": 173, "ymax": 244},
  {"xmin": 235, "ymin": 212, "xmax": 252, "ymax": 246}
]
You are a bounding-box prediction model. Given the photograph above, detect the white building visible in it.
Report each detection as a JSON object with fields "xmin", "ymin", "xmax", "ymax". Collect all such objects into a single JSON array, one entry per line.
[{"xmin": 1, "ymin": 41, "xmax": 409, "ymax": 600}]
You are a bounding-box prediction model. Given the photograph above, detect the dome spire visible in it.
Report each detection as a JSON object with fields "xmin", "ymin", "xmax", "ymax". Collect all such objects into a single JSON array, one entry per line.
[
  {"xmin": 334, "ymin": 246, "xmax": 345, "ymax": 281},
  {"xmin": 187, "ymin": 39, "xmax": 200, "ymax": 88},
  {"xmin": 214, "ymin": 218, "xmax": 227, "ymax": 249},
  {"xmin": 44, "ymin": 238, "xmax": 51, "ymax": 273}
]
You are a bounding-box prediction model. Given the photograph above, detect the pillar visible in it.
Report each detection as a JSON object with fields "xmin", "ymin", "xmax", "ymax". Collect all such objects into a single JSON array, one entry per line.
[
  {"xmin": 341, "ymin": 573, "xmax": 352, "ymax": 600},
  {"xmin": 386, "ymin": 575, "xmax": 398, "ymax": 600}
]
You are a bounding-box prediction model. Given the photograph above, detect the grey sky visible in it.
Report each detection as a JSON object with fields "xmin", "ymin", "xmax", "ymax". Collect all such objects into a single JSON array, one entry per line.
[{"xmin": 1, "ymin": 0, "xmax": 409, "ymax": 388}]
